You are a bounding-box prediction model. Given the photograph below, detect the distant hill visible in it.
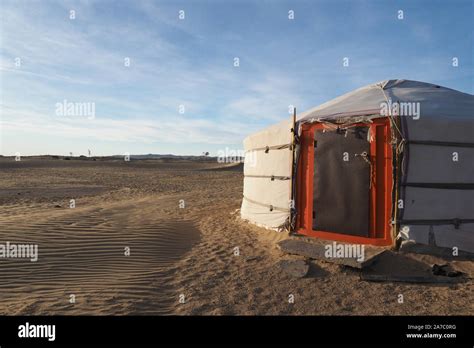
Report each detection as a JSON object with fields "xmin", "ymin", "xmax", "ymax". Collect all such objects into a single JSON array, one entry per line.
[{"xmin": 0, "ymin": 154, "xmax": 244, "ymax": 163}]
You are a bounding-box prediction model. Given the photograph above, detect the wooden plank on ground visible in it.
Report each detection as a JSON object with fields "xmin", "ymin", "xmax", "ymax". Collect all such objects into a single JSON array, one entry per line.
[
  {"xmin": 277, "ymin": 238, "xmax": 386, "ymax": 269},
  {"xmin": 400, "ymin": 242, "xmax": 474, "ymax": 261},
  {"xmin": 360, "ymin": 273, "xmax": 466, "ymax": 284}
]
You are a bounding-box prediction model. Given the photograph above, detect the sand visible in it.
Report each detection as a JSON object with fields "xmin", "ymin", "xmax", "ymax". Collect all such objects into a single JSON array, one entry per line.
[{"xmin": 0, "ymin": 157, "xmax": 472, "ymax": 315}]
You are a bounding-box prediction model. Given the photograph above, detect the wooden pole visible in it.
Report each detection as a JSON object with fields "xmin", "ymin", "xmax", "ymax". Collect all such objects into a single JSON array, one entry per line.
[{"xmin": 289, "ymin": 107, "xmax": 297, "ymax": 231}]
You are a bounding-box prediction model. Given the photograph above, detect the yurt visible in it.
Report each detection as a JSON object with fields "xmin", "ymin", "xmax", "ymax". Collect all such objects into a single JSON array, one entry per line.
[{"xmin": 240, "ymin": 79, "xmax": 474, "ymax": 253}]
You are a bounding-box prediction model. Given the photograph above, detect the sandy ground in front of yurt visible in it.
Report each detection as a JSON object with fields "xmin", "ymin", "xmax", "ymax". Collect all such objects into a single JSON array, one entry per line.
[{"xmin": 0, "ymin": 157, "xmax": 472, "ymax": 315}]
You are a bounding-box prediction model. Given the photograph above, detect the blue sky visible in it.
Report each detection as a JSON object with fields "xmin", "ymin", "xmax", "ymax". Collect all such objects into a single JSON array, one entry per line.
[{"xmin": 0, "ymin": 0, "xmax": 472, "ymax": 156}]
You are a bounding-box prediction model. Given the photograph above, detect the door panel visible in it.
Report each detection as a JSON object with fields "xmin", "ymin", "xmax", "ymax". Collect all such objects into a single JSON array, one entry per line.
[{"xmin": 312, "ymin": 127, "xmax": 370, "ymax": 237}]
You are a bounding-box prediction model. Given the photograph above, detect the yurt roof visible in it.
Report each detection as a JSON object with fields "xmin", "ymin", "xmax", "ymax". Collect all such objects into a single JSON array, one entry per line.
[
  {"xmin": 297, "ymin": 79, "xmax": 473, "ymax": 122},
  {"xmin": 244, "ymin": 79, "xmax": 473, "ymax": 149}
]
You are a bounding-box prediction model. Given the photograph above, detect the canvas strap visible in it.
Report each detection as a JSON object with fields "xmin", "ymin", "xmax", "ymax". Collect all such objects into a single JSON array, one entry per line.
[
  {"xmin": 244, "ymin": 175, "xmax": 290, "ymax": 181},
  {"xmin": 243, "ymin": 196, "xmax": 290, "ymax": 212},
  {"xmin": 244, "ymin": 143, "xmax": 291, "ymax": 154}
]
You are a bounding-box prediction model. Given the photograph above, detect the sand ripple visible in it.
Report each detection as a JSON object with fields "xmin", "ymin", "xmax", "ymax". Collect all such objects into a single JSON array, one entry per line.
[{"xmin": 0, "ymin": 199, "xmax": 200, "ymax": 315}]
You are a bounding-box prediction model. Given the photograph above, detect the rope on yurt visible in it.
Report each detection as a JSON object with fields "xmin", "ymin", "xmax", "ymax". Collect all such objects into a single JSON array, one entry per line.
[
  {"xmin": 398, "ymin": 218, "xmax": 474, "ymax": 229},
  {"xmin": 378, "ymin": 85, "xmax": 406, "ymax": 249},
  {"xmin": 242, "ymin": 196, "xmax": 290, "ymax": 213},
  {"xmin": 401, "ymin": 183, "xmax": 474, "ymax": 189},
  {"xmin": 378, "ymin": 84, "xmax": 406, "ymax": 144},
  {"xmin": 289, "ymin": 107, "xmax": 297, "ymax": 233},
  {"xmin": 407, "ymin": 140, "xmax": 474, "ymax": 148},
  {"xmin": 244, "ymin": 175, "xmax": 291, "ymax": 181},
  {"xmin": 244, "ymin": 143, "xmax": 291, "ymax": 154},
  {"xmin": 314, "ymin": 119, "xmax": 374, "ymax": 131},
  {"xmin": 392, "ymin": 115, "xmax": 404, "ymax": 249}
]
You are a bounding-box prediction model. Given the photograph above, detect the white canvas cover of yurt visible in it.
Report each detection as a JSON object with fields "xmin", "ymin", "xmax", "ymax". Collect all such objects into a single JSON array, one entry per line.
[{"xmin": 241, "ymin": 79, "xmax": 474, "ymax": 253}]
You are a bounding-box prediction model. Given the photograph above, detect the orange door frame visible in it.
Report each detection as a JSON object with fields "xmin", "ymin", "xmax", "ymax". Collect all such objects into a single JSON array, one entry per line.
[{"xmin": 296, "ymin": 118, "xmax": 393, "ymax": 246}]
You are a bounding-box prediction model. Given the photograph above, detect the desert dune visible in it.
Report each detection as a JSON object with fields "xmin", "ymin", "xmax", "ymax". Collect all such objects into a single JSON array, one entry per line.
[{"xmin": 0, "ymin": 157, "xmax": 472, "ymax": 315}]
